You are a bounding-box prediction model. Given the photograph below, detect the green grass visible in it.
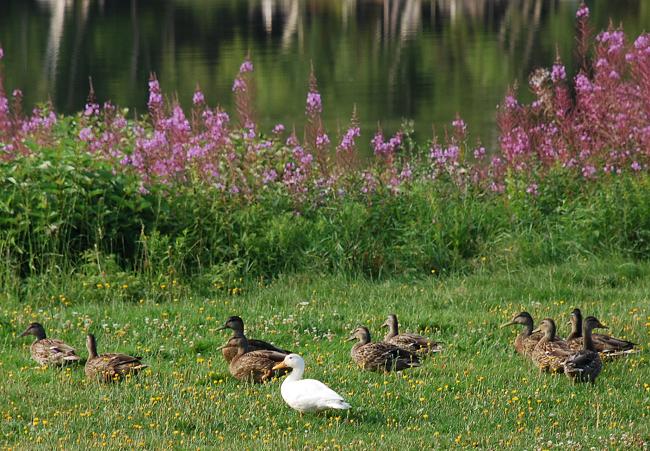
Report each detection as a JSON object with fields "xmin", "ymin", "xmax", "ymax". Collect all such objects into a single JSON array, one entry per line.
[{"xmin": 1, "ymin": 257, "xmax": 648, "ymax": 449}]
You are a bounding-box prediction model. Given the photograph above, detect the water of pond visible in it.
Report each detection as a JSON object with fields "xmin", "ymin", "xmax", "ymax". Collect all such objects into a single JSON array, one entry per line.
[{"xmin": 0, "ymin": 0, "xmax": 647, "ymax": 144}]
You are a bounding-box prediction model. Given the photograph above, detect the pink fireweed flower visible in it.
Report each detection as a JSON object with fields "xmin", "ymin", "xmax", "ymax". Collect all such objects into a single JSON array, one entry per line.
[
  {"xmin": 490, "ymin": 182, "xmax": 505, "ymax": 193},
  {"xmin": 232, "ymin": 77, "xmax": 246, "ymax": 93},
  {"xmin": 490, "ymin": 156, "xmax": 503, "ymax": 168},
  {"xmin": 286, "ymin": 134, "xmax": 299, "ymax": 147},
  {"xmin": 388, "ymin": 132, "xmax": 402, "ymax": 149},
  {"xmin": 634, "ymin": 34, "xmax": 649, "ymax": 50},
  {"xmin": 338, "ymin": 126, "xmax": 360, "ymax": 153},
  {"xmin": 595, "ymin": 58, "xmax": 609, "ymax": 69},
  {"xmin": 576, "ymin": 3, "xmax": 589, "ymax": 19},
  {"xmin": 12, "ymin": 89, "xmax": 22, "ymax": 98},
  {"xmin": 371, "ymin": 132, "xmax": 386, "ymax": 156},
  {"xmin": 551, "ymin": 63, "xmax": 566, "ymax": 82},
  {"xmin": 372, "ymin": 130, "xmax": 402, "ymax": 156},
  {"xmin": 78, "ymin": 127, "xmax": 93, "ymax": 142},
  {"xmin": 360, "ymin": 171, "xmax": 378, "ymax": 194},
  {"xmin": 84, "ymin": 102, "xmax": 99, "ymax": 116},
  {"xmin": 473, "ymin": 146, "xmax": 486, "ymax": 160},
  {"xmin": 582, "ymin": 165, "xmax": 597, "ymax": 179},
  {"xmin": 500, "ymin": 126, "xmax": 530, "ymax": 162},
  {"xmin": 526, "ymin": 183, "xmax": 539, "ymax": 196},
  {"xmin": 597, "ymin": 30, "xmax": 625, "ymax": 55},
  {"xmin": 504, "ymin": 95, "xmax": 518, "ymax": 109},
  {"xmin": 399, "ymin": 163, "xmax": 413, "ymax": 181},
  {"xmin": 137, "ymin": 184, "xmax": 150, "ymax": 195},
  {"xmin": 290, "ymin": 144, "xmax": 314, "ymax": 166},
  {"xmin": 272, "ymin": 123, "xmax": 285, "ymax": 134},
  {"xmin": 316, "ymin": 132, "xmax": 330, "ymax": 148},
  {"xmin": 20, "ymin": 108, "xmax": 57, "ymax": 134},
  {"xmin": 239, "ymin": 60, "xmax": 254, "ymax": 73},
  {"xmin": 306, "ymin": 91, "xmax": 322, "ymax": 115},
  {"xmin": 148, "ymin": 78, "xmax": 163, "ymax": 110},
  {"xmin": 192, "ymin": 89, "xmax": 205, "ymax": 105},
  {"xmin": 243, "ymin": 122, "xmax": 256, "ymax": 140},
  {"xmin": 430, "ymin": 144, "xmax": 461, "ymax": 167},
  {"xmin": 300, "ymin": 153, "xmax": 313, "ymax": 166},
  {"xmin": 452, "ymin": 117, "xmax": 467, "ymax": 136},
  {"xmin": 0, "ymin": 47, "xmax": 3, "ymax": 60},
  {"xmin": 575, "ymin": 73, "xmax": 593, "ymax": 94},
  {"xmin": 187, "ymin": 145, "xmax": 204, "ymax": 159},
  {"xmin": 631, "ymin": 161, "xmax": 642, "ymax": 171},
  {"xmin": 255, "ymin": 140, "xmax": 273, "ymax": 153},
  {"xmin": 262, "ymin": 169, "xmax": 278, "ymax": 184},
  {"xmin": 114, "ymin": 116, "xmax": 127, "ymax": 130}
]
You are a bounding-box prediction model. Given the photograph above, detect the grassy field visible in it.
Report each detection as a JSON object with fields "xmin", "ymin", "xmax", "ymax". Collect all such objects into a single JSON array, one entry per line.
[{"xmin": 1, "ymin": 257, "xmax": 648, "ymax": 449}]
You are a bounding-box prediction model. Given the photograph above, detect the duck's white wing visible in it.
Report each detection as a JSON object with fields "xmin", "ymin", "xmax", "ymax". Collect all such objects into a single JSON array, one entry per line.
[{"xmin": 296, "ymin": 379, "xmax": 345, "ymax": 401}]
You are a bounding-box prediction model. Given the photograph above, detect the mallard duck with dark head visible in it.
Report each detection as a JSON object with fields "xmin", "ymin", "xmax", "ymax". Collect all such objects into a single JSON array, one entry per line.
[
  {"xmin": 381, "ymin": 314, "xmax": 442, "ymax": 355},
  {"xmin": 348, "ymin": 326, "xmax": 420, "ymax": 372},
  {"xmin": 85, "ymin": 334, "xmax": 148, "ymax": 383},
  {"xmin": 500, "ymin": 312, "xmax": 543, "ymax": 357},
  {"xmin": 564, "ymin": 316, "xmax": 607, "ymax": 383},
  {"xmin": 227, "ymin": 336, "xmax": 289, "ymax": 383},
  {"xmin": 566, "ymin": 308, "xmax": 637, "ymax": 357},
  {"xmin": 531, "ymin": 318, "xmax": 572, "ymax": 373},
  {"xmin": 218, "ymin": 316, "xmax": 290, "ymax": 363},
  {"xmin": 19, "ymin": 322, "xmax": 80, "ymax": 366}
]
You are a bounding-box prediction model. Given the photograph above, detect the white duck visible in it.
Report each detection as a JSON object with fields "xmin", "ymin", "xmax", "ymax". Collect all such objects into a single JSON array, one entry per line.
[{"xmin": 272, "ymin": 354, "xmax": 351, "ymax": 414}]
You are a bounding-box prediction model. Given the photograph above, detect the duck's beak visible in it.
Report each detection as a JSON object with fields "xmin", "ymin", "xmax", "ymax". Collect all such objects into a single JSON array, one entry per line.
[
  {"xmin": 217, "ymin": 344, "xmax": 228, "ymax": 350},
  {"xmin": 272, "ymin": 361, "xmax": 288, "ymax": 371},
  {"xmin": 345, "ymin": 335, "xmax": 357, "ymax": 342},
  {"xmin": 18, "ymin": 328, "xmax": 31, "ymax": 338},
  {"xmin": 531, "ymin": 327, "xmax": 541, "ymax": 334},
  {"xmin": 499, "ymin": 320, "xmax": 514, "ymax": 328},
  {"xmin": 380, "ymin": 322, "xmax": 389, "ymax": 329},
  {"xmin": 216, "ymin": 325, "xmax": 228, "ymax": 331},
  {"xmin": 597, "ymin": 323, "xmax": 608, "ymax": 330}
]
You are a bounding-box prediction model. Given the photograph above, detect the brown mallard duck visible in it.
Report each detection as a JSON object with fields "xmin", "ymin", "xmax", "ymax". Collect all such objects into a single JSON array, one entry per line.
[
  {"xmin": 531, "ymin": 318, "xmax": 573, "ymax": 373},
  {"xmin": 218, "ymin": 316, "xmax": 290, "ymax": 363},
  {"xmin": 381, "ymin": 314, "xmax": 442, "ymax": 355},
  {"xmin": 566, "ymin": 308, "xmax": 637, "ymax": 357},
  {"xmin": 19, "ymin": 322, "xmax": 81, "ymax": 366},
  {"xmin": 348, "ymin": 326, "xmax": 420, "ymax": 372},
  {"xmin": 85, "ymin": 334, "xmax": 148, "ymax": 383},
  {"xmin": 564, "ymin": 316, "xmax": 607, "ymax": 383},
  {"xmin": 500, "ymin": 312, "xmax": 543, "ymax": 357},
  {"xmin": 227, "ymin": 336, "xmax": 289, "ymax": 383}
]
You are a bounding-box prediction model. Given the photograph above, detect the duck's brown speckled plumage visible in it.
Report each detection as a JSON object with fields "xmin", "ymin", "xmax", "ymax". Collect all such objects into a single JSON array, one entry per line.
[
  {"xmin": 85, "ymin": 334, "xmax": 147, "ymax": 383},
  {"xmin": 218, "ymin": 316, "xmax": 290, "ymax": 363},
  {"xmin": 349, "ymin": 326, "xmax": 420, "ymax": 372},
  {"xmin": 564, "ymin": 316, "xmax": 606, "ymax": 383},
  {"xmin": 19, "ymin": 323, "xmax": 81, "ymax": 366},
  {"xmin": 227, "ymin": 337, "xmax": 289, "ymax": 383},
  {"xmin": 500, "ymin": 312, "xmax": 544, "ymax": 357},
  {"xmin": 382, "ymin": 314, "xmax": 442, "ymax": 355},
  {"xmin": 566, "ymin": 308, "xmax": 637, "ymax": 357},
  {"xmin": 531, "ymin": 318, "xmax": 572, "ymax": 373}
]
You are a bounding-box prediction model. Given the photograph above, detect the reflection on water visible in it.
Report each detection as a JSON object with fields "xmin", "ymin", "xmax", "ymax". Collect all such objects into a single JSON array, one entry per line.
[{"xmin": 1, "ymin": 0, "xmax": 648, "ymax": 142}]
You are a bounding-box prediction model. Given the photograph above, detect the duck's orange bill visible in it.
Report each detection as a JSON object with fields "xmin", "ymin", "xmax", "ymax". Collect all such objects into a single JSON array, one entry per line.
[{"xmin": 272, "ymin": 361, "xmax": 288, "ymax": 371}]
